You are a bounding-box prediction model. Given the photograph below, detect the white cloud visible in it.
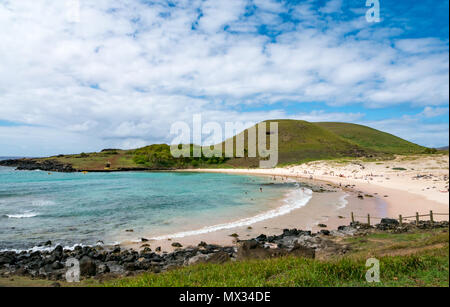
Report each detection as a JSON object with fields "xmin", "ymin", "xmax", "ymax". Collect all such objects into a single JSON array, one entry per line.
[
  {"xmin": 420, "ymin": 107, "xmax": 449, "ymax": 118},
  {"xmin": 395, "ymin": 38, "xmax": 448, "ymax": 54},
  {"xmin": 197, "ymin": 0, "xmax": 246, "ymax": 33},
  {"xmin": 319, "ymin": 0, "xmax": 343, "ymax": 14},
  {"xmin": 363, "ymin": 117, "xmax": 449, "ymax": 148},
  {"xmin": 0, "ymin": 0, "xmax": 448, "ymax": 155}
]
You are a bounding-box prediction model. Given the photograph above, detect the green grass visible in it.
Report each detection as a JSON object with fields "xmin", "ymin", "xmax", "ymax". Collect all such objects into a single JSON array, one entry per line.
[
  {"xmin": 102, "ymin": 247, "xmax": 448, "ymax": 287},
  {"xmin": 343, "ymin": 229, "xmax": 449, "ymax": 257},
  {"xmin": 316, "ymin": 122, "xmax": 427, "ymax": 154},
  {"xmin": 222, "ymin": 120, "xmax": 374, "ymax": 167}
]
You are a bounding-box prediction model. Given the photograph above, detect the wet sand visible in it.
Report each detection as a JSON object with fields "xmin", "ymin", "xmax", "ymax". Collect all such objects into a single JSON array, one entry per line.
[{"xmin": 122, "ymin": 175, "xmax": 386, "ymax": 253}]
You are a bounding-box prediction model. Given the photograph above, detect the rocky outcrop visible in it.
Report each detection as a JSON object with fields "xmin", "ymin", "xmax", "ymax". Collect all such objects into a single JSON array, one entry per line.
[
  {"xmin": 0, "ymin": 158, "xmax": 175, "ymax": 173},
  {"xmin": 0, "ymin": 159, "xmax": 76, "ymax": 172},
  {"xmin": 0, "ymin": 228, "xmax": 329, "ymax": 281}
]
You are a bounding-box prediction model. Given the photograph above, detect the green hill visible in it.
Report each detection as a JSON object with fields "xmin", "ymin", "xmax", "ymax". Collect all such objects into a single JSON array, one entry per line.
[
  {"xmin": 222, "ymin": 120, "xmax": 370, "ymax": 167},
  {"xmin": 1, "ymin": 120, "xmax": 435, "ymax": 171},
  {"xmin": 315, "ymin": 122, "xmax": 426, "ymax": 154}
]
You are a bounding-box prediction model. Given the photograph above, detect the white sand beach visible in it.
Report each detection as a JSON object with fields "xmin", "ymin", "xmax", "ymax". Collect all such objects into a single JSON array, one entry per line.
[{"xmin": 124, "ymin": 155, "xmax": 449, "ymax": 252}]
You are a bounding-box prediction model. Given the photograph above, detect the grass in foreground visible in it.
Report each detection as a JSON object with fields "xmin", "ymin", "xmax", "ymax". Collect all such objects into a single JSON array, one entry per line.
[
  {"xmin": 104, "ymin": 230, "xmax": 449, "ymax": 287},
  {"xmin": 1, "ymin": 230, "xmax": 447, "ymax": 287},
  {"xmin": 103, "ymin": 247, "xmax": 448, "ymax": 287}
]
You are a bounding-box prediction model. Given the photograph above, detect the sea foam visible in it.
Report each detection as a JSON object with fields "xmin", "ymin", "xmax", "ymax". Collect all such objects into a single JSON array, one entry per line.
[
  {"xmin": 149, "ymin": 186, "xmax": 313, "ymax": 241},
  {"xmin": 6, "ymin": 212, "xmax": 39, "ymax": 219},
  {"xmin": 337, "ymin": 193, "xmax": 349, "ymax": 209}
]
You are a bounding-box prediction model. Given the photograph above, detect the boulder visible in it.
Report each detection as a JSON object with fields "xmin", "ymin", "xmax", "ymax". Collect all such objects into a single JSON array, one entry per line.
[
  {"xmin": 380, "ymin": 218, "xmax": 399, "ymax": 226},
  {"xmin": 237, "ymin": 240, "xmax": 284, "ymax": 260},
  {"xmin": 256, "ymin": 234, "xmax": 267, "ymax": 242},
  {"xmin": 289, "ymin": 243, "xmax": 315, "ymax": 259},
  {"xmin": 319, "ymin": 229, "xmax": 331, "ymax": 236},
  {"xmin": 197, "ymin": 241, "xmax": 207, "ymax": 248},
  {"xmin": 51, "ymin": 261, "xmax": 64, "ymax": 270},
  {"xmin": 0, "ymin": 256, "xmax": 14, "ymax": 265},
  {"xmin": 52, "ymin": 245, "xmax": 63, "ymax": 260},
  {"xmin": 97, "ymin": 263, "xmax": 110, "ymax": 274},
  {"xmin": 124, "ymin": 263, "xmax": 138, "ymax": 271},
  {"xmin": 141, "ymin": 247, "xmax": 152, "ymax": 254},
  {"xmin": 206, "ymin": 251, "xmax": 230, "ymax": 264},
  {"xmin": 187, "ymin": 253, "xmax": 210, "ymax": 265},
  {"xmin": 79, "ymin": 256, "xmax": 96, "ymax": 277}
]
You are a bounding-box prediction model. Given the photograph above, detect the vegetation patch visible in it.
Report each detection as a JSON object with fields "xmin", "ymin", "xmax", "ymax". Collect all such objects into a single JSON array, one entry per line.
[{"xmin": 102, "ymin": 247, "xmax": 448, "ymax": 287}]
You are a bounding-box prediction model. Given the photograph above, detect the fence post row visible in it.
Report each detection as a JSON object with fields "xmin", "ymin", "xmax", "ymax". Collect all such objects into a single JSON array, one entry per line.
[{"xmin": 349, "ymin": 211, "xmax": 448, "ymax": 226}]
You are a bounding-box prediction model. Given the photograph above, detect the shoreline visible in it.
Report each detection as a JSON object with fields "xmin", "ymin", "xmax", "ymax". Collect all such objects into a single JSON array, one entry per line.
[
  {"xmin": 122, "ymin": 173, "xmax": 387, "ymax": 253},
  {"xmin": 1, "ymin": 155, "xmax": 448, "ymax": 254},
  {"xmin": 1, "ymin": 155, "xmax": 448, "ymax": 283},
  {"xmin": 132, "ymin": 154, "xmax": 448, "ymax": 252}
]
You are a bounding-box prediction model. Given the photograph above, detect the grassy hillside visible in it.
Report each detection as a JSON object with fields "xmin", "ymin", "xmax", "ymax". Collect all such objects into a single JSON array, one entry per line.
[
  {"xmin": 316, "ymin": 122, "xmax": 427, "ymax": 154},
  {"xmin": 8, "ymin": 120, "xmax": 437, "ymax": 171},
  {"xmin": 223, "ymin": 120, "xmax": 371, "ymax": 167}
]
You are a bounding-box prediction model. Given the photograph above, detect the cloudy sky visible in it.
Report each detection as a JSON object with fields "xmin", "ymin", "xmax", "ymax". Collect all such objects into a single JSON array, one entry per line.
[{"xmin": 0, "ymin": 0, "xmax": 448, "ymax": 156}]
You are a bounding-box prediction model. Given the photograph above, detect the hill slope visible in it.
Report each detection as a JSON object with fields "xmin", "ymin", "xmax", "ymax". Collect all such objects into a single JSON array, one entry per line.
[
  {"xmin": 223, "ymin": 120, "xmax": 370, "ymax": 167},
  {"xmin": 316, "ymin": 122, "xmax": 426, "ymax": 154},
  {"xmin": 0, "ymin": 120, "xmax": 434, "ymax": 171}
]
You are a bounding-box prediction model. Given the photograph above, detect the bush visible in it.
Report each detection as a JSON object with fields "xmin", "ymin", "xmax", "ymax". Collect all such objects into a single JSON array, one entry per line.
[
  {"xmin": 131, "ymin": 144, "xmax": 228, "ymax": 168},
  {"xmin": 423, "ymin": 148, "xmax": 438, "ymax": 154}
]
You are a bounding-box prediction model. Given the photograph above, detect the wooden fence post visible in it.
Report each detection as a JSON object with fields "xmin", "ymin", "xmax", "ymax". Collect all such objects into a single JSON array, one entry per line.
[
  {"xmin": 416, "ymin": 212, "xmax": 419, "ymax": 226},
  {"xmin": 367, "ymin": 214, "xmax": 371, "ymax": 226},
  {"xmin": 351, "ymin": 212, "xmax": 355, "ymax": 224},
  {"xmin": 399, "ymin": 214, "xmax": 403, "ymax": 226},
  {"xmin": 430, "ymin": 210, "xmax": 434, "ymax": 224}
]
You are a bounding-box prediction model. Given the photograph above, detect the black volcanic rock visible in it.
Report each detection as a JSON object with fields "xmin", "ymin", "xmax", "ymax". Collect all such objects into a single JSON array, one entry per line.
[
  {"xmin": 79, "ymin": 256, "xmax": 97, "ymax": 277},
  {"xmin": 0, "ymin": 158, "xmax": 76, "ymax": 172},
  {"xmin": 2, "ymin": 221, "xmax": 448, "ymax": 281}
]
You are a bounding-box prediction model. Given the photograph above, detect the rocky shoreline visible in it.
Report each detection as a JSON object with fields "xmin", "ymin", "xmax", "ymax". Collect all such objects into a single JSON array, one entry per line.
[
  {"xmin": 0, "ymin": 158, "xmax": 170, "ymax": 173},
  {"xmin": 0, "ymin": 158, "xmax": 76, "ymax": 172},
  {"xmin": 1, "ymin": 220, "xmax": 447, "ymax": 283}
]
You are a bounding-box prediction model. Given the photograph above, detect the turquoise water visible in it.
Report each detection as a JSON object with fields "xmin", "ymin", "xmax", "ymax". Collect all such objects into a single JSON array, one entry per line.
[{"xmin": 0, "ymin": 166, "xmax": 298, "ymax": 251}]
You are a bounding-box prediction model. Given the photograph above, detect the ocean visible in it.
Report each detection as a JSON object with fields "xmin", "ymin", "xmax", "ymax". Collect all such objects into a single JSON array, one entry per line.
[{"xmin": 0, "ymin": 166, "xmax": 312, "ymax": 251}]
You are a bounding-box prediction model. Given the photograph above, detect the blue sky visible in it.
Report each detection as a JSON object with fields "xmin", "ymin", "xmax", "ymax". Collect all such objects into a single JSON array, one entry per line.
[{"xmin": 0, "ymin": 0, "xmax": 448, "ymax": 156}]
